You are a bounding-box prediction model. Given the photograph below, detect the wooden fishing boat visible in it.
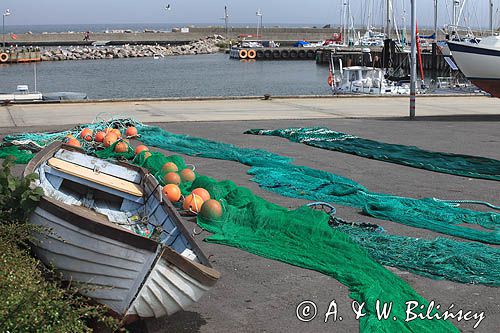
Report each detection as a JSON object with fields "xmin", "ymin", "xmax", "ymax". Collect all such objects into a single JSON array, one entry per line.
[{"xmin": 24, "ymin": 142, "xmax": 220, "ymax": 322}]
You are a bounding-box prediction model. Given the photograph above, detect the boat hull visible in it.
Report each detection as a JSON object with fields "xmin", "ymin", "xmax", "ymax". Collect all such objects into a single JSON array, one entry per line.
[
  {"xmin": 30, "ymin": 201, "xmax": 159, "ymax": 316},
  {"xmin": 126, "ymin": 254, "xmax": 211, "ymax": 318},
  {"xmin": 447, "ymin": 41, "xmax": 500, "ymax": 97}
]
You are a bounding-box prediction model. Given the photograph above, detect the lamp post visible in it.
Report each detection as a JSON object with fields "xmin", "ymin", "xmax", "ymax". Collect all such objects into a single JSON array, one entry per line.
[
  {"xmin": 256, "ymin": 9, "xmax": 262, "ymax": 38},
  {"xmin": 409, "ymin": 0, "xmax": 416, "ymax": 119},
  {"xmin": 2, "ymin": 9, "xmax": 11, "ymax": 49}
]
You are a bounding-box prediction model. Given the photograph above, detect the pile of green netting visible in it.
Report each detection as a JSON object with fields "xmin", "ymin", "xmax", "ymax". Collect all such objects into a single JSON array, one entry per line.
[
  {"xmin": 129, "ymin": 149, "xmax": 458, "ymax": 332},
  {"xmin": 0, "ymin": 146, "xmax": 34, "ymax": 164},
  {"xmin": 245, "ymin": 127, "xmax": 500, "ymax": 181},
  {"xmin": 131, "ymin": 125, "xmax": 500, "ymax": 245},
  {"xmin": 1, "ymin": 120, "xmax": 500, "ymax": 288}
]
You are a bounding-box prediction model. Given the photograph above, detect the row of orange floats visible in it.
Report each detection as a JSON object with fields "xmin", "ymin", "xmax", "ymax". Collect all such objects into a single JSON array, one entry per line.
[
  {"xmin": 159, "ymin": 161, "xmax": 223, "ymax": 219},
  {"xmin": 66, "ymin": 126, "xmax": 223, "ymax": 220}
]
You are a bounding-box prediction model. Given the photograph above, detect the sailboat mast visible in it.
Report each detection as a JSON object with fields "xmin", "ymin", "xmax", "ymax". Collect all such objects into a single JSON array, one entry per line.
[
  {"xmin": 490, "ymin": 0, "xmax": 494, "ymax": 35},
  {"xmin": 452, "ymin": 0, "xmax": 458, "ymax": 27},
  {"xmin": 434, "ymin": 0, "xmax": 438, "ymax": 42},
  {"xmin": 386, "ymin": 0, "xmax": 392, "ymax": 38},
  {"xmin": 367, "ymin": 0, "xmax": 373, "ymax": 31}
]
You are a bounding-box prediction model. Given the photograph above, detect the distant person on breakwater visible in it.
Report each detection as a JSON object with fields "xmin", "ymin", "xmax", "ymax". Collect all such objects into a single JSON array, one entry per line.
[{"xmin": 83, "ymin": 31, "xmax": 90, "ymax": 41}]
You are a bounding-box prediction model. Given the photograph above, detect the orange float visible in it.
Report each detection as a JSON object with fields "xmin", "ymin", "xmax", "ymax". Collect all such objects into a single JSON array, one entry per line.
[
  {"xmin": 162, "ymin": 162, "xmax": 178, "ymax": 173},
  {"xmin": 200, "ymin": 199, "xmax": 223, "ymax": 219},
  {"xmin": 114, "ymin": 141, "xmax": 128, "ymax": 153},
  {"xmin": 111, "ymin": 128, "xmax": 122, "ymax": 137},
  {"xmin": 94, "ymin": 131, "xmax": 106, "ymax": 142},
  {"xmin": 134, "ymin": 145, "xmax": 149, "ymax": 155},
  {"xmin": 80, "ymin": 128, "xmax": 93, "ymax": 141},
  {"xmin": 163, "ymin": 172, "xmax": 181, "ymax": 185},
  {"xmin": 180, "ymin": 168, "xmax": 196, "ymax": 182},
  {"xmin": 66, "ymin": 138, "xmax": 81, "ymax": 148},
  {"xmin": 103, "ymin": 133, "xmax": 118, "ymax": 148},
  {"xmin": 183, "ymin": 193, "xmax": 204, "ymax": 214},
  {"xmin": 143, "ymin": 151, "xmax": 152, "ymax": 160},
  {"xmin": 162, "ymin": 184, "xmax": 181, "ymax": 202},
  {"xmin": 125, "ymin": 126, "xmax": 138, "ymax": 137},
  {"xmin": 191, "ymin": 188, "xmax": 210, "ymax": 202}
]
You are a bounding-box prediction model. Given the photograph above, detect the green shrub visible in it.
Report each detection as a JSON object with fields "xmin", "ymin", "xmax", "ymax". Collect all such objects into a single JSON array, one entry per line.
[
  {"xmin": 0, "ymin": 225, "xmax": 119, "ymax": 332},
  {"xmin": 0, "ymin": 156, "xmax": 43, "ymax": 223}
]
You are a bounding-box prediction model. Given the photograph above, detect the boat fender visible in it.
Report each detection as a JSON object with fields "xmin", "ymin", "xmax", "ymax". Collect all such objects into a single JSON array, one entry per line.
[
  {"xmin": 0, "ymin": 53, "xmax": 8, "ymax": 63},
  {"xmin": 247, "ymin": 49, "xmax": 256, "ymax": 59},
  {"xmin": 239, "ymin": 49, "xmax": 248, "ymax": 59}
]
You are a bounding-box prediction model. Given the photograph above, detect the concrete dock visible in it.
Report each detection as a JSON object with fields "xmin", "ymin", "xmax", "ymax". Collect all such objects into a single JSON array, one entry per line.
[
  {"xmin": 1, "ymin": 96, "xmax": 499, "ymax": 332},
  {"xmin": 1, "ymin": 96, "xmax": 499, "ymax": 128}
]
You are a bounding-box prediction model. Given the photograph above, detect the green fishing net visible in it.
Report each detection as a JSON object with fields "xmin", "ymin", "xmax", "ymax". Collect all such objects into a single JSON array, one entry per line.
[
  {"xmin": 245, "ymin": 127, "xmax": 500, "ymax": 181},
  {"xmin": 191, "ymin": 176, "xmax": 458, "ymax": 332},
  {"xmin": 0, "ymin": 146, "xmax": 34, "ymax": 164},
  {"xmin": 133, "ymin": 125, "xmax": 499, "ymax": 245},
  {"xmin": 131, "ymin": 151, "xmax": 459, "ymax": 332}
]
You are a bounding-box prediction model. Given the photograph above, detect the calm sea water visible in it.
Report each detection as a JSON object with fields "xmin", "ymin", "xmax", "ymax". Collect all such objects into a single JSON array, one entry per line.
[{"xmin": 0, "ymin": 54, "xmax": 331, "ymax": 99}]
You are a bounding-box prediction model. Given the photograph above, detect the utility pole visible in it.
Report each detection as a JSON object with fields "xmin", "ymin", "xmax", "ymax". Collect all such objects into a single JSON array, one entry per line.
[
  {"xmin": 410, "ymin": 0, "xmax": 417, "ymax": 119},
  {"xmin": 2, "ymin": 9, "xmax": 11, "ymax": 49}
]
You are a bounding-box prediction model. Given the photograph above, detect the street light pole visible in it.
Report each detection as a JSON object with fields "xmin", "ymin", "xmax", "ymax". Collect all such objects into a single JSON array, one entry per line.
[
  {"xmin": 409, "ymin": 0, "xmax": 417, "ymax": 119},
  {"xmin": 256, "ymin": 9, "xmax": 262, "ymax": 38},
  {"xmin": 2, "ymin": 9, "xmax": 11, "ymax": 49}
]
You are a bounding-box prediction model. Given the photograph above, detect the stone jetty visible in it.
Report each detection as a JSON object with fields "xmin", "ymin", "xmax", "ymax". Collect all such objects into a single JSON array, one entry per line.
[{"xmin": 39, "ymin": 35, "xmax": 225, "ymax": 61}]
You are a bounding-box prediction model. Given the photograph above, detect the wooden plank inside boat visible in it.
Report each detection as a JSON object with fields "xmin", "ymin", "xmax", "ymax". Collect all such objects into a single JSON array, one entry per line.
[{"xmin": 47, "ymin": 157, "xmax": 143, "ymax": 197}]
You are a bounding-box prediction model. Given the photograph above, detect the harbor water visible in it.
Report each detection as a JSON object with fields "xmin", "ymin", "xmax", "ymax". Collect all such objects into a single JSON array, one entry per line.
[{"xmin": 0, "ymin": 54, "xmax": 331, "ymax": 99}]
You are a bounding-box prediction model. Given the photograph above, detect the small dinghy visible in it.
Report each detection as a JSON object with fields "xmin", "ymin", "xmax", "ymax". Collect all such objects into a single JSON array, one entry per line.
[{"xmin": 24, "ymin": 142, "xmax": 220, "ymax": 322}]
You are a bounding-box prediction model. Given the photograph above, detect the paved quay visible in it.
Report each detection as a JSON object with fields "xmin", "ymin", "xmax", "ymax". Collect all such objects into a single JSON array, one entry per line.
[
  {"xmin": 1, "ymin": 95, "xmax": 500, "ymax": 128},
  {"xmin": 1, "ymin": 96, "xmax": 499, "ymax": 332}
]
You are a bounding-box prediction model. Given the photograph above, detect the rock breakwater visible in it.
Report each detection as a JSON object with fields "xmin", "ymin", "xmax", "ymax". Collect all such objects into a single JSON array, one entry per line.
[{"xmin": 40, "ymin": 35, "xmax": 225, "ymax": 61}]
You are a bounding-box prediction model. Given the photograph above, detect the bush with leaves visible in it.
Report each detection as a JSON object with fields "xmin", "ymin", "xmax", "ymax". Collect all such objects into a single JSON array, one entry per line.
[{"xmin": 0, "ymin": 156, "xmax": 44, "ymax": 222}]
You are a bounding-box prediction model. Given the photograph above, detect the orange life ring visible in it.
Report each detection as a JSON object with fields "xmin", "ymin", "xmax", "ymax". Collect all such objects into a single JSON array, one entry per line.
[
  {"xmin": 247, "ymin": 49, "xmax": 256, "ymax": 59},
  {"xmin": 239, "ymin": 49, "xmax": 248, "ymax": 59},
  {"xmin": 0, "ymin": 53, "xmax": 8, "ymax": 63}
]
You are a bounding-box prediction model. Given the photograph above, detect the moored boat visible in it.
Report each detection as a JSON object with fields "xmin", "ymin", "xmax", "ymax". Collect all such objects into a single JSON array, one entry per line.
[
  {"xmin": 447, "ymin": 36, "xmax": 500, "ymax": 97},
  {"xmin": 24, "ymin": 142, "xmax": 220, "ymax": 322},
  {"xmin": 0, "ymin": 85, "xmax": 43, "ymax": 102},
  {"xmin": 331, "ymin": 66, "xmax": 411, "ymax": 95}
]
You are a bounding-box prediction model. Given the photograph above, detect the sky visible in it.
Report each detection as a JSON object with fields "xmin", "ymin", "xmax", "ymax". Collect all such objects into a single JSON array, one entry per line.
[{"xmin": 1, "ymin": 0, "xmax": 499, "ymax": 29}]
